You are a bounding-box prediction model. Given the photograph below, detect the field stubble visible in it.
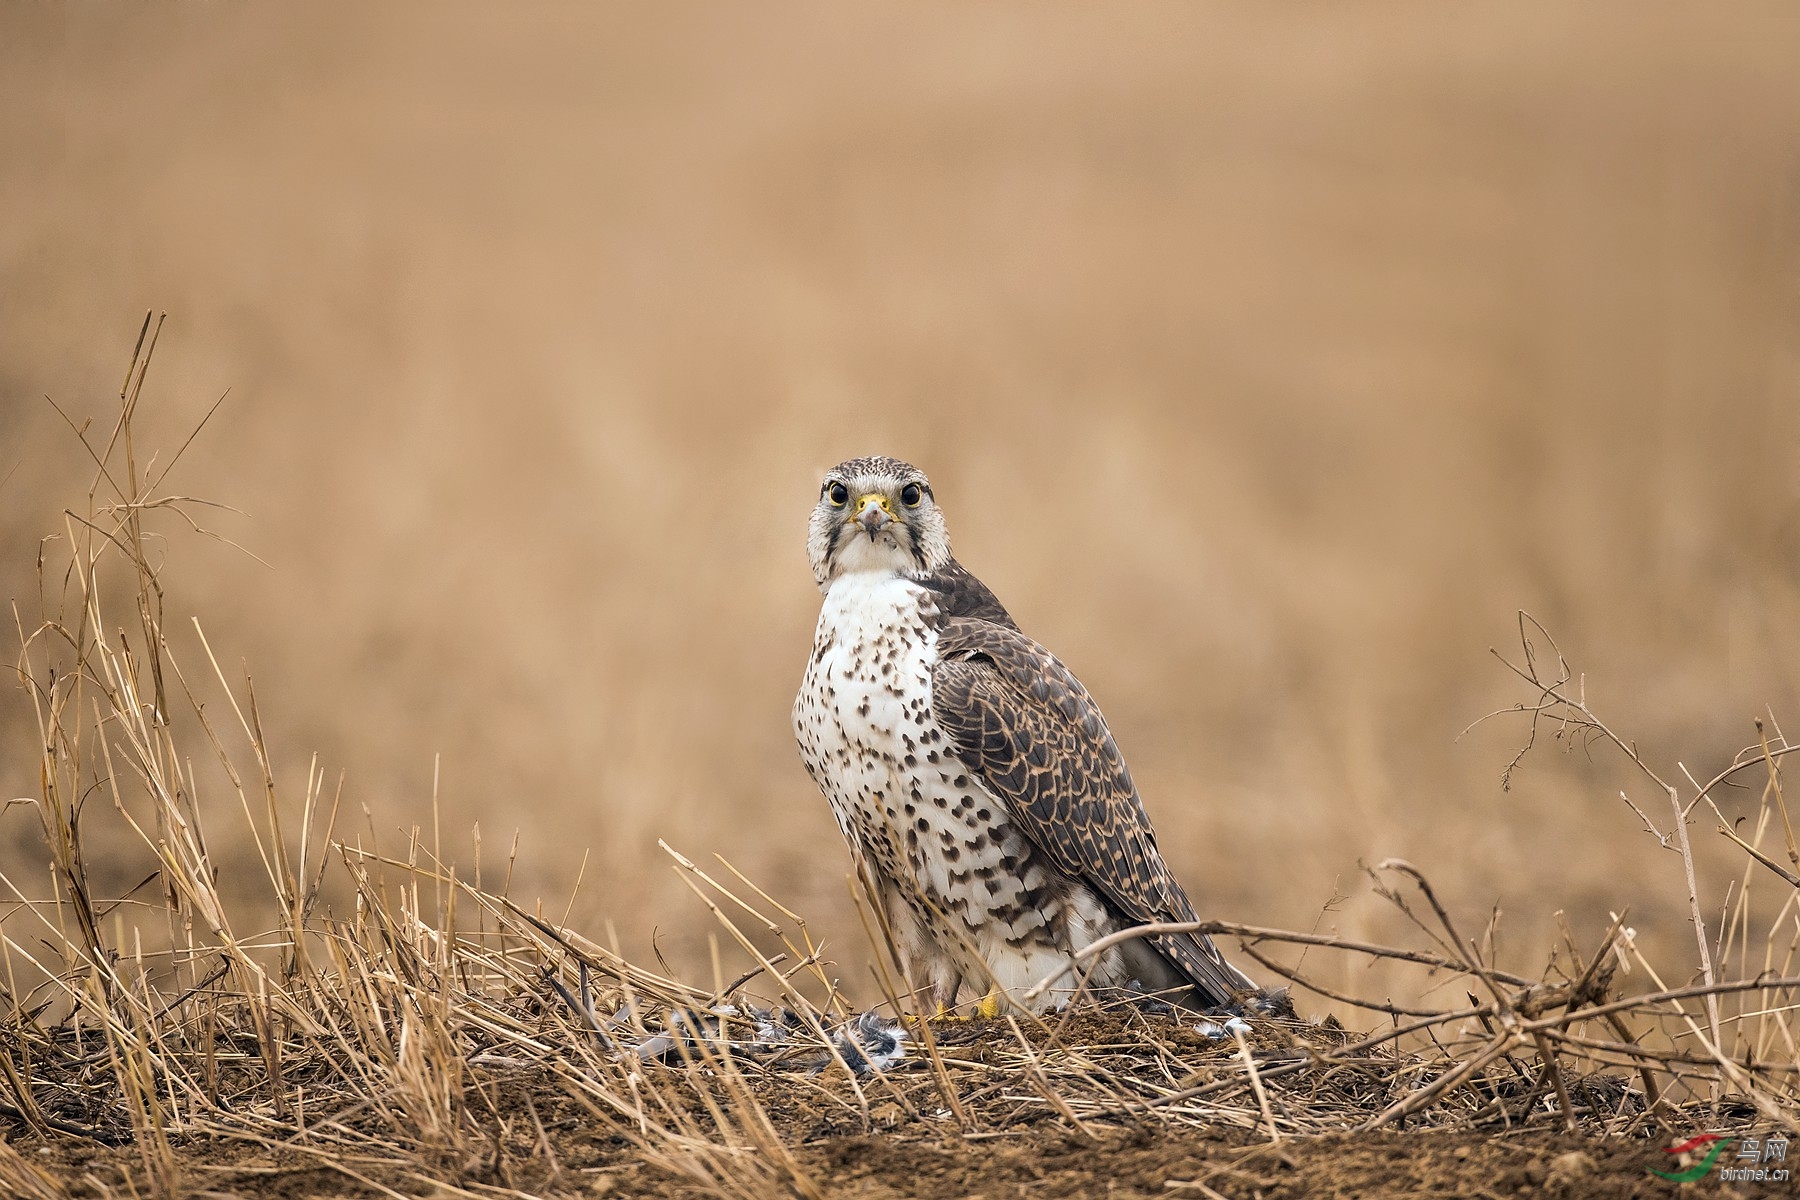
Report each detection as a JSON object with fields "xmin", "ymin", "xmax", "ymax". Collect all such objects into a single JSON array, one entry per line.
[{"xmin": 0, "ymin": 324, "xmax": 1794, "ymax": 1197}]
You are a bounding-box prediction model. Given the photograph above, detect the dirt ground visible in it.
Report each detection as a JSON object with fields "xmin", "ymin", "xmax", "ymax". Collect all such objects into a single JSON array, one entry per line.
[
  {"xmin": 7, "ymin": 1108, "xmax": 1705, "ymax": 1200},
  {"xmin": 791, "ymin": 1129, "xmax": 1681, "ymax": 1200},
  {"xmin": 3, "ymin": 1004, "xmax": 1737, "ymax": 1200}
]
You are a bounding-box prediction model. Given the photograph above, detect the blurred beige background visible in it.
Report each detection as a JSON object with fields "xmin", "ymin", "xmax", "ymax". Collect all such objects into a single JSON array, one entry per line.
[{"xmin": 3, "ymin": 5, "xmax": 1798, "ymax": 1001}]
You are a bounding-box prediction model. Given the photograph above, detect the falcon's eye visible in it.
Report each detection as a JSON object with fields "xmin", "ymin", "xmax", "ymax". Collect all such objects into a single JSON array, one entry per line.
[
  {"xmin": 900, "ymin": 483, "xmax": 923, "ymax": 508},
  {"xmin": 826, "ymin": 482, "xmax": 849, "ymax": 507}
]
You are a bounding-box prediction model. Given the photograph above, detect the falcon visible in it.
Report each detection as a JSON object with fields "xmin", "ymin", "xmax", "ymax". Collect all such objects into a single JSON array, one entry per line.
[{"xmin": 793, "ymin": 455, "xmax": 1254, "ymax": 1014}]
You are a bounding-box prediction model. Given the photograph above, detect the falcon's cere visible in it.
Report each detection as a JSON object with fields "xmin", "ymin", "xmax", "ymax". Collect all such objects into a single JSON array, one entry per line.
[{"xmin": 793, "ymin": 455, "xmax": 1255, "ymax": 1014}]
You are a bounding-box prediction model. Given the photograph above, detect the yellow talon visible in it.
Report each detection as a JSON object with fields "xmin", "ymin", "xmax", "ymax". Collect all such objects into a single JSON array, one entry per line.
[{"xmin": 916, "ymin": 995, "xmax": 1002, "ymax": 1022}]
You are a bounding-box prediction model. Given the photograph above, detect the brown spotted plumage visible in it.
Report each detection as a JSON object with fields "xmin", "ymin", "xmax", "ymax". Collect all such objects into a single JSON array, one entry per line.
[{"xmin": 793, "ymin": 456, "xmax": 1252, "ymax": 1012}]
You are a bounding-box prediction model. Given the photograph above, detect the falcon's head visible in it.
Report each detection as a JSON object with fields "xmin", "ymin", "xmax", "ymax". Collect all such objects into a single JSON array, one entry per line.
[{"xmin": 808, "ymin": 456, "xmax": 952, "ymax": 588}]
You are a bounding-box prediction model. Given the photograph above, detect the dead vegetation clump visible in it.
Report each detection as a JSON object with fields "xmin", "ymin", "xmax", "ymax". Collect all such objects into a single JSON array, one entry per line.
[{"xmin": 2, "ymin": 319, "xmax": 1796, "ymax": 1197}]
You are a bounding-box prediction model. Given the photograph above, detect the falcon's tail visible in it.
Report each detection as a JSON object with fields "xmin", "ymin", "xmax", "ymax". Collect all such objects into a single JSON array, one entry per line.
[{"xmin": 1150, "ymin": 929, "xmax": 1259, "ymax": 1010}]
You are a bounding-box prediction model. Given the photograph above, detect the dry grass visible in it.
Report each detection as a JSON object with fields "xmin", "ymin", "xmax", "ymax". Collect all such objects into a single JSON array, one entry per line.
[
  {"xmin": 0, "ymin": 323, "xmax": 1793, "ymax": 1198},
  {"xmin": 4, "ymin": 5, "xmax": 1800, "ymax": 998}
]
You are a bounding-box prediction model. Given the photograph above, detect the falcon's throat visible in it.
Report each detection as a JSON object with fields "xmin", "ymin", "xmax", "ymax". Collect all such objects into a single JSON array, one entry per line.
[{"xmin": 831, "ymin": 510, "xmax": 914, "ymax": 577}]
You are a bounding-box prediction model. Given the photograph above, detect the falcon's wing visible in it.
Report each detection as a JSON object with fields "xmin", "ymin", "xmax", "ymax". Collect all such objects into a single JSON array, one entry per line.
[
  {"xmin": 916, "ymin": 560, "xmax": 1020, "ymax": 629},
  {"xmin": 929, "ymin": 614, "xmax": 1250, "ymax": 1007}
]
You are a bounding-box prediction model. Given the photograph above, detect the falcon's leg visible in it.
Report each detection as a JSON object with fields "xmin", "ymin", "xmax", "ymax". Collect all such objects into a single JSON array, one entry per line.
[
  {"xmin": 928, "ymin": 969, "xmax": 963, "ymax": 1016},
  {"xmin": 879, "ymin": 887, "xmax": 961, "ymax": 1015}
]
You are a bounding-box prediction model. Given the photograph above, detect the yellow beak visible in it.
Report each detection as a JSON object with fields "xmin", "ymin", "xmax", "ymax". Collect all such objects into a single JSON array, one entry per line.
[{"xmin": 855, "ymin": 493, "xmax": 895, "ymax": 534}]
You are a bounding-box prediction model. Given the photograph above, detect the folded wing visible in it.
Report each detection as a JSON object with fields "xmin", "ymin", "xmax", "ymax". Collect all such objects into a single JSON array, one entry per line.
[{"xmin": 929, "ymin": 615, "xmax": 1250, "ymax": 1007}]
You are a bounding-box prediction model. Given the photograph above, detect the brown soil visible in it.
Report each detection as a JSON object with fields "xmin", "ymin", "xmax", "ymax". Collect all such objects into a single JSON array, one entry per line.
[
  {"xmin": 6, "ymin": 1006, "xmax": 1710, "ymax": 1200},
  {"xmin": 10, "ymin": 1115, "xmax": 1696, "ymax": 1200},
  {"xmin": 795, "ymin": 1128, "xmax": 1680, "ymax": 1200}
]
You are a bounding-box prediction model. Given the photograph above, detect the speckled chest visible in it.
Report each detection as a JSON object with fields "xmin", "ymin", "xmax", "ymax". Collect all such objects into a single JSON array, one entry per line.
[{"xmin": 793, "ymin": 574, "xmax": 1053, "ymax": 943}]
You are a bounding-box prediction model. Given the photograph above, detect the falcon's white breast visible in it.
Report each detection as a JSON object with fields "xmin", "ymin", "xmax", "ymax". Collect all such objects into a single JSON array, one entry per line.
[{"xmin": 793, "ymin": 572, "xmax": 1116, "ymax": 1003}]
